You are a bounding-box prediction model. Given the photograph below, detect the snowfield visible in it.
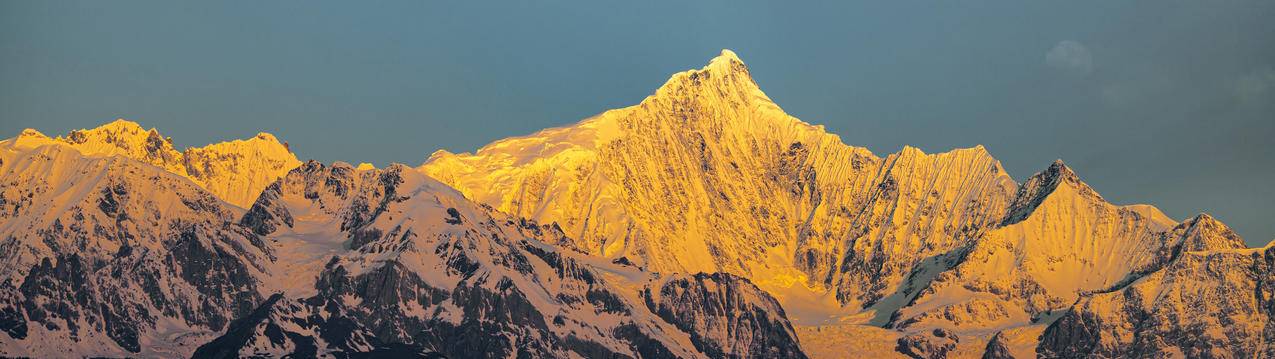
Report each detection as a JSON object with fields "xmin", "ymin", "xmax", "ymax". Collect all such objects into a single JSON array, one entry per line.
[{"xmin": 0, "ymin": 50, "xmax": 1270, "ymax": 358}]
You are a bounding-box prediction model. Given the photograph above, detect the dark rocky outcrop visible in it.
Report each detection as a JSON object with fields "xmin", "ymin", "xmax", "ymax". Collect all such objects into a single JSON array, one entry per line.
[
  {"xmin": 200, "ymin": 161, "xmax": 809, "ymax": 358},
  {"xmin": 645, "ymin": 272, "xmax": 808, "ymax": 359},
  {"xmin": 896, "ymin": 329, "xmax": 959, "ymax": 359}
]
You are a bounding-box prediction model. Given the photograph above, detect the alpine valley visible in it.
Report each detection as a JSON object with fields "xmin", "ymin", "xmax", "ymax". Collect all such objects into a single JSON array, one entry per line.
[{"xmin": 0, "ymin": 51, "xmax": 1270, "ymax": 358}]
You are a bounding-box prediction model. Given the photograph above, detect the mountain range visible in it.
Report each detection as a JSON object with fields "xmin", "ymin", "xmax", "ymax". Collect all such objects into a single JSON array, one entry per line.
[{"xmin": 0, "ymin": 50, "xmax": 1270, "ymax": 358}]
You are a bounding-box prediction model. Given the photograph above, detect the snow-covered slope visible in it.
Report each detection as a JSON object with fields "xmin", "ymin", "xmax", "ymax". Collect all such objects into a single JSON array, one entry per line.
[
  {"xmin": 421, "ymin": 49, "xmax": 1274, "ymax": 357},
  {"xmin": 2, "ymin": 49, "xmax": 1268, "ymax": 358},
  {"xmin": 1042, "ymin": 244, "xmax": 1275, "ymax": 357},
  {"xmin": 422, "ymin": 51, "xmax": 1019, "ymax": 318},
  {"xmin": 10, "ymin": 119, "xmax": 300, "ymax": 208},
  {"xmin": 1036, "ymin": 218, "xmax": 1272, "ymax": 358},
  {"xmin": 0, "ymin": 131, "xmax": 806, "ymax": 358},
  {"xmin": 888, "ymin": 161, "xmax": 1177, "ymax": 332},
  {"xmin": 425, "ymin": 50, "xmax": 861, "ymax": 277},
  {"xmin": 198, "ymin": 161, "xmax": 805, "ymax": 358},
  {"xmin": 0, "ymin": 141, "xmax": 273, "ymax": 357}
]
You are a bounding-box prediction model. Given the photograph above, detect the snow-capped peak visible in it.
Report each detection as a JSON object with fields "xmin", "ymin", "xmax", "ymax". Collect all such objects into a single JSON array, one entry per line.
[
  {"xmin": 17, "ymin": 128, "xmax": 46, "ymax": 139},
  {"xmin": 1045, "ymin": 159, "xmax": 1077, "ymax": 179},
  {"xmin": 3, "ymin": 49, "xmax": 1270, "ymax": 358},
  {"xmin": 35, "ymin": 118, "xmax": 185, "ymax": 174},
  {"xmin": 709, "ymin": 48, "xmax": 744, "ymax": 67},
  {"xmin": 1001, "ymin": 159, "xmax": 1103, "ymax": 225},
  {"xmin": 62, "ymin": 119, "xmax": 172, "ymax": 154},
  {"xmin": 1174, "ymin": 213, "xmax": 1247, "ymax": 251},
  {"xmin": 9, "ymin": 129, "xmax": 54, "ymax": 150},
  {"xmin": 1041, "ymin": 160, "xmax": 1096, "ymax": 196},
  {"xmin": 182, "ymin": 130, "xmax": 301, "ymax": 207},
  {"xmin": 0, "ymin": 120, "xmax": 301, "ymax": 208},
  {"xmin": 253, "ymin": 132, "xmax": 281, "ymax": 144},
  {"xmin": 100, "ymin": 118, "xmax": 146, "ymax": 131},
  {"xmin": 649, "ymin": 48, "xmax": 764, "ymax": 105}
]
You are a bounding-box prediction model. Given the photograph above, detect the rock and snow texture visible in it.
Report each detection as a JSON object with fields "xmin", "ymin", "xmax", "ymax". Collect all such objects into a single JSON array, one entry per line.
[
  {"xmin": 645, "ymin": 272, "xmax": 806, "ymax": 358},
  {"xmin": 423, "ymin": 50, "xmax": 1274, "ymax": 357},
  {"xmin": 0, "ymin": 49, "xmax": 1270, "ymax": 358},
  {"xmin": 1037, "ymin": 220, "xmax": 1274, "ymax": 358},
  {"xmin": 422, "ymin": 50, "xmax": 1020, "ymax": 317},
  {"xmin": 0, "ymin": 133, "xmax": 804, "ymax": 357},
  {"xmin": 11, "ymin": 119, "xmax": 301, "ymax": 208},
  {"xmin": 0, "ymin": 140, "xmax": 273, "ymax": 357},
  {"xmin": 197, "ymin": 161, "xmax": 805, "ymax": 358},
  {"xmin": 888, "ymin": 161, "xmax": 1178, "ymax": 332}
]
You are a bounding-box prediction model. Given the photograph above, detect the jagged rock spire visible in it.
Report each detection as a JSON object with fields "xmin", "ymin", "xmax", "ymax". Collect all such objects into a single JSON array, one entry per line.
[
  {"xmin": 1174, "ymin": 213, "xmax": 1247, "ymax": 252},
  {"xmin": 1001, "ymin": 159, "xmax": 1102, "ymax": 225}
]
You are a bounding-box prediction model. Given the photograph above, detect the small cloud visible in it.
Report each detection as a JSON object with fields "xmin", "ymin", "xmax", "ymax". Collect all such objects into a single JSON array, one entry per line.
[
  {"xmin": 1235, "ymin": 67, "xmax": 1275, "ymax": 105},
  {"xmin": 1046, "ymin": 40, "xmax": 1093, "ymax": 76}
]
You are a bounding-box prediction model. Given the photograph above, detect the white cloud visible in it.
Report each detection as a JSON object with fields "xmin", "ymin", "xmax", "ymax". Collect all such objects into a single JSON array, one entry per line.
[{"xmin": 1045, "ymin": 40, "xmax": 1093, "ymax": 76}]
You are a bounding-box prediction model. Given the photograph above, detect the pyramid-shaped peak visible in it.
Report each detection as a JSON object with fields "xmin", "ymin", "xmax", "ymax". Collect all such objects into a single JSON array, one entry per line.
[
  {"xmin": 1001, "ymin": 159, "xmax": 1103, "ymax": 225},
  {"xmin": 1037, "ymin": 159, "xmax": 1091, "ymax": 193},
  {"xmin": 1190, "ymin": 213, "xmax": 1217, "ymax": 223},
  {"xmin": 1046, "ymin": 159, "xmax": 1075, "ymax": 176},
  {"xmin": 1176, "ymin": 213, "xmax": 1246, "ymax": 251},
  {"xmin": 648, "ymin": 48, "xmax": 767, "ymax": 106}
]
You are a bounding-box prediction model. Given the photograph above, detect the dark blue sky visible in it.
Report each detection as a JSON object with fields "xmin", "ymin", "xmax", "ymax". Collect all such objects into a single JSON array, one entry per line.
[{"xmin": 2, "ymin": 1, "xmax": 1272, "ymax": 245}]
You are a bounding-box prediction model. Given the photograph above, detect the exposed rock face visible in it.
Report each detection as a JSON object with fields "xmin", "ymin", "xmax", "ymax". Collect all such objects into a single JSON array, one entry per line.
[
  {"xmin": 198, "ymin": 161, "xmax": 806, "ymax": 358},
  {"xmin": 890, "ymin": 161, "xmax": 1178, "ymax": 332},
  {"xmin": 1171, "ymin": 213, "xmax": 1247, "ymax": 252},
  {"xmin": 644, "ymin": 272, "xmax": 807, "ymax": 359},
  {"xmin": 12, "ymin": 119, "xmax": 300, "ymax": 208},
  {"xmin": 0, "ymin": 143, "xmax": 272, "ymax": 357},
  {"xmin": 895, "ymin": 328, "xmax": 959, "ymax": 359},
  {"xmin": 423, "ymin": 50, "xmax": 1019, "ymax": 312},
  {"xmin": 418, "ymin": 50, "xmax": 1274, "ymax": 358},
  {"xmin": 1, "ymin": 50, "xmax": 1270, "ymax": 358},
  {"xmin": 190, "ymin": 293, "xmax": 444, "ymax": 358},
  {"xmin": 980, "ymin": 332, "xmax": 1014, "ymax": 359},
  {"xmin": 181, "ymin": 132, "xmax": 300, "ymax": 209},
  {"xmin": 0, "ymin": 137, "xmax": 808, "ymax": 357},
  {"xmin": 1037, "ymin": 235, "xmax": 1273, "ymax": 357}
]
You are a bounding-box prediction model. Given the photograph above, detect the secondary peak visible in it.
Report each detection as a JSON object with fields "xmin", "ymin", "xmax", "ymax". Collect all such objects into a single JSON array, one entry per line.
[{"xmin": 99, "ymin": 118, "xmax": 146, "ymax": 132}]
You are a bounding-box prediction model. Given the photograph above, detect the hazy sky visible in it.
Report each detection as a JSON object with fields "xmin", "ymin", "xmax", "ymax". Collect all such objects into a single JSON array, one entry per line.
[{"xmin": 2, "ymin": 1, "xmax": 1272, "ymax": 245}]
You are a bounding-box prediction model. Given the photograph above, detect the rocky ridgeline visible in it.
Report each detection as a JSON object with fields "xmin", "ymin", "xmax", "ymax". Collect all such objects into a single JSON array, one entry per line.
[
  {"xmin": 1, "ymin": 50, "xmax": 1272, "ymax": 358},
  {"xmin": 421, "ymin": 50, "xmax": 1275, "ymax": 357},
  {"xmin": 0, "ymin": 144, "xmax": 271, "ymax": 357},
  {"xmin": 197, "ymin": 161, "xmax": 807, "ymax": 358},
  {"xmin": 12, "ymin": 119, "xmax": 300, "ymax": 208}
]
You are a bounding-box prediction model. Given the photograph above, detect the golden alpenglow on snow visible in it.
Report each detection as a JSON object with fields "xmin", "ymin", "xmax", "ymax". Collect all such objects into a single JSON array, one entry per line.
[
  {"xmin": 5, "ymin": 119, "xmax": 301, "ymax": 208},
  {"xmin": 421, "ymin": 51, "xmax": 1275, "ymax": 358},
  {"xmin": 1, "ymin": 48, "xmax": 1271, "ymax": 359},
  {"xmin": 2, "ymin": 7, "xmax": 1273, "ymax": 357}
]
